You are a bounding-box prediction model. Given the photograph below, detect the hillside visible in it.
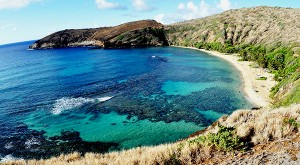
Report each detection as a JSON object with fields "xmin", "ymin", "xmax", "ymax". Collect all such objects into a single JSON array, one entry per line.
[
  {"xmin": 166, "ymin": 6, "xmax": 300, "ymax": 46},
  {"xmin": 29, "ymin": 20, "xmax": 169, "ymax": 49},
  {"xmin": 166, "ymin": 6, "xmax": 300, "ymax": 107}
]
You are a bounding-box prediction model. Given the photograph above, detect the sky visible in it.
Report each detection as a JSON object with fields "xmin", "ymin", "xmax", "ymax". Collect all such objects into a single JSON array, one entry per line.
[{"xmin": 0, "ymin": 0, "xmax": 300, "ymax": 45}]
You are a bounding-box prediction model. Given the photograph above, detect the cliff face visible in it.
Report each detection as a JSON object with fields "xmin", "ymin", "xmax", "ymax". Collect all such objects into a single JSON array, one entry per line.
[
  {"xmin": 166, "ymin": 6, "xmax": 300, "ymax": 46},
  {"xmin": 29, "ymin": 20, "xmax": 169, "ymax": 49}
]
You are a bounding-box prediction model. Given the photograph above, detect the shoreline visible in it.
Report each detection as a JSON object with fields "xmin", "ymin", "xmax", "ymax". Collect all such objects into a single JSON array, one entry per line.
[{"xmin": 173, "ymin": 46, "xmax": 276, "ymax": 108}]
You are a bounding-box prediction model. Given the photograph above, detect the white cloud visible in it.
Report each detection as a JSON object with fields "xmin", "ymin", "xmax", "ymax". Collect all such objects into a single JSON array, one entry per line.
[
  {"xmin": 132, "ymin": 0, "xmax": 154, "ymax": 12},
  {"xmin": 177, "ymin": 3, "xmax": 185, "ymax": 10},
  {"xmin": 156, "ymin": 0, "xmax": 212, "ymax": 24},
  {"xmin": 154, "ymin": 13, "xmax": 185, "ymax": 24},
  {"xmin": 0, "ymin": 0, "xmax": 40, "ymax": 10},
  {"xmin": 217, "ymin": 0, "xmax": 232, "ymax": 11},
  {"xmin": 95, "ymin": 0, "xmax": 126, "ymax": 10},
  {"xmin": 155, "ymin": 0, "xmax": 232, "ymax": 24},
  {"xmin": 154, "ymin": 14, "xmax": 165, "ymax": 23},
  {"xmin": 178, "ymin": 0, "xmax": 211, "ymax": 20}
]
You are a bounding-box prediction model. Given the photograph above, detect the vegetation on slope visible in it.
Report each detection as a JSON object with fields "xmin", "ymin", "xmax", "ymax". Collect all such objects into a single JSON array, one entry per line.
[
  {"xmin": 188, "ymin": 123, "xmax": 247, "ymax": 152},
  {"xmin": 167, "ymin": 6, "xmax": 300, "ymax": 46},
  {"xmin": 166, "ymin": 6, "xmax": 300, "ymax": 107}
]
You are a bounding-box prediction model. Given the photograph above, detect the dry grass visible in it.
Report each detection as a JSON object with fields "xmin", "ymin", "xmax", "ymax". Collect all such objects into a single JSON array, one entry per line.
[
  {"xmin": 215, "ymin": 103, "xmax": 300, "ymax": 144},
  {"xmin": 91, "ymin": 20, "xmax": 163, "ymax": 40},
  {"xmin": 4, "ymin": 104, "xmax": 300, "ymax": 165}
]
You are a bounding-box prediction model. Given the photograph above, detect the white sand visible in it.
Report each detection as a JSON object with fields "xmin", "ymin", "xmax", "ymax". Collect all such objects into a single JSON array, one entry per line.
[{"xmin": 174, "ymin": 46, "xmax": 276, "ymax": 108}]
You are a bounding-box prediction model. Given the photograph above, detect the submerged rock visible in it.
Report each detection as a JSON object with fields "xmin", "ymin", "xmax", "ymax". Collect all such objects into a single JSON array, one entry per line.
[{"xmin": 0, "ymin": 128, "xmax": 119, "ymax": 160}]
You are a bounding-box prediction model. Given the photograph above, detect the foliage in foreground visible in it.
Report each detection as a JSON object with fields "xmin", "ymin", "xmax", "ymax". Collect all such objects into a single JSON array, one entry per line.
[
  {"xmin": 188, "ymin": 123, "xmax": 246, "ymax": 152},
  {"xmin": 4, "ymin": 104, "xmax": 300, "ymax": 165}
]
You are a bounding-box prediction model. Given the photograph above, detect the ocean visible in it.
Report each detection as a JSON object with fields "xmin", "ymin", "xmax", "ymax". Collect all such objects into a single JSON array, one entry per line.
[{"xmin": 0, "ymin": 41, "xmax": 252, "ymax": 160}]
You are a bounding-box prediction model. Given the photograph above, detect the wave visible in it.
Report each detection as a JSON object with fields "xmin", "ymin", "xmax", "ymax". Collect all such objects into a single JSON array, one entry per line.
[
  {"xmin": 4, "ymin": 142, "xmax": 13, "ymax": 149},
  {"xmin": 52, "ymin": 96, "xmax": 113, "ymax": 115},
  {"xmin": 0, "ymin": 155, "xmax": 23, "ymax": 162},
  {"xmin": 25, "ymin": 137, "xmax": 41, "ymax": 149},
  {"xmin": 52, "ymin": 97, "xmax": 94, "ymax": 115},
  {"xmin": 97, "ymin": 96, "xmax": 113, "ymax": 102}
]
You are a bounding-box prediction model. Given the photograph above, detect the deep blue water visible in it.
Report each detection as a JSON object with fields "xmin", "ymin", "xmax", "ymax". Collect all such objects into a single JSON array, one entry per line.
[{"xmin": 0, "ymin": 41, "xmax": 252, "ymax": 160}]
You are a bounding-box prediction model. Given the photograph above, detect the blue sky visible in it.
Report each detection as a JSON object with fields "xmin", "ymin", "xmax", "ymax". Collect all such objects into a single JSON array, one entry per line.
[{"xmin": 0, "ymin": 0, "xmax": 299, "ymax": 45}]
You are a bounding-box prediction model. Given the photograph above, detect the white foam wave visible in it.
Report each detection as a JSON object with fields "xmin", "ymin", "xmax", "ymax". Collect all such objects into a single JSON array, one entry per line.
[
  {"xmin": 97, "ymin": 96, "xmax": 113, "ymax": 102},
  {"xmin": 4, "ymin": 142, "xmax": 13, "ymax": 149},
  {"xmin": 25, "ymin": 137, "xmax": 40, "ymax": 149},
  {"xmin": 0, "ymin": 155, "xmax": 23, "ymax": 162},
  {"xmin": 52, "ymin": 96, "xmax": 113, "ymax": 115},
  {"xmin": 52, "ymin": 97, "xmax": 94, "ymax": 115}
]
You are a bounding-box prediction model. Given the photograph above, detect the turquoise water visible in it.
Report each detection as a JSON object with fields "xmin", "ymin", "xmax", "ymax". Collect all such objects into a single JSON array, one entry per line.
[
  {"xmin": 24, "ymin": 110, "xmax": 204, "ymax": 148},
  {"xmin": 196, "ymin": 109, "xmax": 225, "ymax": 121},
  {"xmin": 162, "ymin": 81, "xmax": 226, "ymax": 96},
  {"xmin": 0, "ymin": 41, "xmax": 252, "ymax": 159}
]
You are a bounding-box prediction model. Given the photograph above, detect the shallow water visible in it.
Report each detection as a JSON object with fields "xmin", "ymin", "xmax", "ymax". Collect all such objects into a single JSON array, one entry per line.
[{"xmin": 0, "ymin": 41, "xmax": 252, "ymax": 159}]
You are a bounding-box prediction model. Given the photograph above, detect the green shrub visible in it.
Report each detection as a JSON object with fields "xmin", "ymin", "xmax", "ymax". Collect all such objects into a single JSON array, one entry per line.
[
  {"xmin": 183, "ymin": 39, "xmax": 191, "ymax": 47},
  {"xmin": 195, "ymin": 41, "xmax": 206, "ymax": 49},
  {"xmin": 116, "ymin": 34, "xmax": 125, "ymax": 41},
  {"xmin": 283, "ymin": 117, "xmax": 300, "ymax": 128},
  {"xmin": 189, "ymin": 123, "xmax": 246, "ymax": 151},
  {"xmin": 210, "ymin": 42, "xmax": 223, "ymax": 52},
  {"xmin": 256, "ymin": 77, "xmax": 267, "ymax": 80},
  {"xmin": 224, "ymin": 45, "xmax": 236, "ymax": 54},
  {"xmin": 274, "ymin": 77, "xmax": 300, "ymax": 107}
]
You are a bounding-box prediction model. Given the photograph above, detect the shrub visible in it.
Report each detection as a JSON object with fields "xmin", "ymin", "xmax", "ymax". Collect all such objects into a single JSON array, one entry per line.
[
  {"xmin": 209, "ymin": 42, "xmax": 223, "ymax": 52},
  {"xmin": 188, "ymin": 123, "xmax": 246, "ymax": 151},
  {"xmin": 256, "ymin": 77, "xmax": 267, "ymax": 80},
  {"xmin": 224, "ymin": 45, "xmax": 236, "ymax": 54},
  {"xmin": 195, "ymin": 41, "xmax": 206, "ymax": 49},
  {"xmin": 116, "ymin": 34, "xmax": 125, "ymax": 41},
  {"xmin": 183, "ymin": 39, "xmax": 191, "ymax": 47},
  {"xmin": 283, "ymin": 117, "xmax": 300, "ymax": 128}
]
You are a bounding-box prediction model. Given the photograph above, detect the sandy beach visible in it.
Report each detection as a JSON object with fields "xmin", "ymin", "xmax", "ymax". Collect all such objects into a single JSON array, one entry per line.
[{"xmin": 174, "ymin": 46, "xmax": 276, "ymax": 108}]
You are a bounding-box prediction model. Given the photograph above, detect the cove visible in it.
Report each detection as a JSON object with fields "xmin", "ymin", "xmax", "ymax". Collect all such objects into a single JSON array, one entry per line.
[{"xmin": 0, "ymin": 41, "xmax": 252, "ymax": 159}]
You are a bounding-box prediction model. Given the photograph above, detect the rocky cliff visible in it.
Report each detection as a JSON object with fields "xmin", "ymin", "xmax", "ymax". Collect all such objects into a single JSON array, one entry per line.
[{"xmin": 29, "ymin": 20, "xmax": 169, "ymax": 49}]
